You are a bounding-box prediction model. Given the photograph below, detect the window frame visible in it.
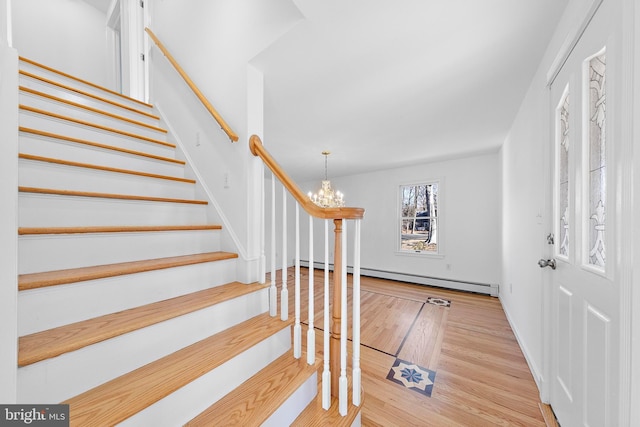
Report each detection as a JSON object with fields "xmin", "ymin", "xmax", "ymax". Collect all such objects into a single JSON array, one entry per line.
[{"xmin": 397, "ymin": 180, "xmax": 441, "ymax": 256}]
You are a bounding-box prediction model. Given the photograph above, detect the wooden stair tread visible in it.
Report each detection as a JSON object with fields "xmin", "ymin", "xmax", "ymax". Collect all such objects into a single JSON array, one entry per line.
[
  {"xmin": 20, "ymin": 86, "xmax": 167, "ymax": 133},
  {"xmin": 20, "ymin": 127, "xmax": 185, "ymax": 165},
  {"xmin": 19, "ymin": 153, "xmax": 195, "ymax": 184},
  {"xmin": 20, "ymin": 105, "xmax": 174, "ymax": 148},
  {"xmin": 19, "ymin": 281, "xmax": 268, "ymax": 366},
  {"xmin": 20, "ymin": 69, "xmax": 156, "ymax": 119},
  {"xmin": 18, "ymin": 251, "xmax": 237, "ymax": 290},
  {"xmin": 18, "ymin": 186, "xmax": 208, "ymax": 205},
  {"xmin": 187, "ymin": 354, "xmax": 321, "ymax": 426},
  {"xmin": 292, "ymin": 389, "xmax": 363, "ymax": 427},
  {"xmin": 19, "ymin": 224, "xmax": 220, "ymax": 235},
  {"xmin": 63, "ymin": 313, "xmax": 292, "ymax": 427},
  {"xmin": 20, "ymin": 56, "xmax": 155, "ymax": 111}
]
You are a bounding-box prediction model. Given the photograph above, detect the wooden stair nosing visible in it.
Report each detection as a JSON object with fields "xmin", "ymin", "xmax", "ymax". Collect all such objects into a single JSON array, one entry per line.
[
  {"xmin": 19, "ymin": 127, "xmax": 186, "ymax": 166},
  {"xmin": 18, "ymin": 281, "xmax": 268, "ymax": 366},
  {"xmin": 186, "ymin": 354, "xmax": 321, "ymax": 427},
  {"xmin": 20, "ymin": 85, "xmax": 167, "ymax": 134},
  {"xmin": 18, "ymin": 251, "xmax": 237, "ymax": 291},
  {"xmin": 18, "ymin": 186, "xmax": 208, "ymax": 206},
  {"xmin": 63, "ymin": 314, "xmax": 293, "ymax": 427},
  {"xmin": 18, "ymin": 153, "xmax": 195, "ymax": 184},
  {"xmin": 19, "ymin": 57, "xmax": 154, "ymax": 110},
  {"xmin": 19, "ymin": 69, "xmax": 159, "ymax": 120},
  {"xmin": 20, "ymin": 104, "xmax": 175, "ymax": 149},
  {"xmin": 18, "ymin": 224, "xmax": 221, "ymax": 236}
]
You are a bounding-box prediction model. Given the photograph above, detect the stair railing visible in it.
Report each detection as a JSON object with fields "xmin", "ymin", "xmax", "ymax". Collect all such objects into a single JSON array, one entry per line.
[
  {"xmin": 145, "ymin": 27, "xmax": 239, "ymax": 142},
  {"xmin": 250, "ymin": 135, "xmax": 364, "ymax": 415}
]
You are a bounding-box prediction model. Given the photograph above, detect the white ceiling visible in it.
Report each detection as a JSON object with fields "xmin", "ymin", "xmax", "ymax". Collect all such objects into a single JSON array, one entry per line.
[
  {"xmin": 82, "ymin": 0, "xmax": 110, "ymax": 13},
  {"xmin": 81, "ymin": 0, "xmax": 569, "ymax": 182},
  {"xmin": 253, "ymin": 0, "xmax": 569, "ymax": 182}
]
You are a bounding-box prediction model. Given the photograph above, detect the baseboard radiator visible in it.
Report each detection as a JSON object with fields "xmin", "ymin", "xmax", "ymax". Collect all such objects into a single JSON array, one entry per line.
[{"xmin": 300, "ymin": 260, "xmax": 499, "ymax": 297}]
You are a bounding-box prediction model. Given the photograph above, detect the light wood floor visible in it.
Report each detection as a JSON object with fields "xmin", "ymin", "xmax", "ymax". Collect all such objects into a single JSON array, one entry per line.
[{"xmin": 278, "ymin": 268, "xmax": 546, "ymax": 426}]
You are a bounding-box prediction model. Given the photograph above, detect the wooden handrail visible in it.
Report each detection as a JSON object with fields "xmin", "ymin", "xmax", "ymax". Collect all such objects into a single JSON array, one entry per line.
[
  {"xmin": 145, "ymin": 27, "xmax": 239, "ymax": 142},
  {"xmin": 249, "ymin": 135, "xmax": 364, "ymax": 220}
]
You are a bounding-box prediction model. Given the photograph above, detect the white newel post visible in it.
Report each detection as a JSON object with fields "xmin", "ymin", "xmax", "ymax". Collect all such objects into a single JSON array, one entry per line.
[{"xmin": 247, "ymin": 64, "xmax": 264, "ymax": 284}]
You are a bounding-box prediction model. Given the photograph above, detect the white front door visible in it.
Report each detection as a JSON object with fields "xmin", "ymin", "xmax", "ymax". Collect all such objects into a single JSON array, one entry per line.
[{"xmin": 545, "ymin": 0, "xmax": 623, "ymax": 425}]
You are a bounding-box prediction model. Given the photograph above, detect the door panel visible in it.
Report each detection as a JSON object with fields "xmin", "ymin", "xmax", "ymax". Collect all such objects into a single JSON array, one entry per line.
[
  {"xmin": 585, "ymin": 303, "xmax": 610, "ymax": 426},
  {"xmin": 556, "ymin": 286, "xmax": 573, "ymax": 399}
]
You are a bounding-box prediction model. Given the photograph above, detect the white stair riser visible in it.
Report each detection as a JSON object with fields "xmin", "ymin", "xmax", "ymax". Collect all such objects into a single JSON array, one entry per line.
[
  {"xmin": 19, "ymin": 111, "xmax": 175, "ymax": 158},
  {"xmin": 19, "ymin": 75, "xmax": 159, "ymax": 127},
  {"xmin": 19, "ymin": 194, "xmax": 208, "ymax": 227},
  {"xmin": 17, "ymin": 289, "xmax": 270, "ymax": 403},
  {"xmin": 263, "ymin": 372, "xmax": 318, "ymax": 427},
  {"xmin": 20, "ymin": 133, "xmax": 185, "ymax": 178},
  {"xmin": 18, "ymin": 259, "xmax": 237, "ymax": 335},
  {"xmin": 20, "ymin": 92, "xmax": 167, "ymax": 141},
  {"xmin": 19, "ymin": 159, "xmax": 195, "ymax": 200},
  {"xmin": 19, "ymin": 61, "xmax": 154, "ymax": 114},
  {"xmin": 18, "ymin": 231, "xmax": 221, "ymax": 274},
  {"xmin": 119, "ymin": 326, "xmax": 291, "ymax": 427}
]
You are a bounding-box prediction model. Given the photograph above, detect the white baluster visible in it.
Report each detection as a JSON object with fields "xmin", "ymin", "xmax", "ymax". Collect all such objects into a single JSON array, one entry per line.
[
  {"xmin": 352, "ymin": 219, "xmax": 362, "ymax": 406},
  {"xmin": 307, "ymin": 215, "xmax": 315, "ymax": 365},
  {"xmin": 339, "ymin": 220, "xmax": 348, "ymax": 416},
  {"xmin": 281, "ymin": 186, "xmax": 288, "ymax": 321},
  {"xmin": 322, "ymin": 219, "xmax": 331, "ymax": 410},
  {"xmin": 269, "ymin": 176, "xmax": 277, "ymax": 316},
  {"xmin": 294, "ymin": 203, "xmax": 301, "ymax": 358}
]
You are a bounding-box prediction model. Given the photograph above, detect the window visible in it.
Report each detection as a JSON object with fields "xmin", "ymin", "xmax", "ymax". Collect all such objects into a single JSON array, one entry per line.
[
  {"xmin": 399, "ymin": 182, "xmax": 438, "ymax": 253},
  {"xmin": 555, "ymin": 85, "xmax": 570, "ymax": 259},
  {"xmin": 585, "ymin": 50, "xmax": 606, "ymax": 269}
]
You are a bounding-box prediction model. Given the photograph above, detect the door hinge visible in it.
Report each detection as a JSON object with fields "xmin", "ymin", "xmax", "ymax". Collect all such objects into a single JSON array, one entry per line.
[
  {"xmin": 140, "ymin": 53, "xmax": 145, "ymax": 61},
  {"xmin": 140, "ymin": 0, "xmax": 144, "ymax": 8}
]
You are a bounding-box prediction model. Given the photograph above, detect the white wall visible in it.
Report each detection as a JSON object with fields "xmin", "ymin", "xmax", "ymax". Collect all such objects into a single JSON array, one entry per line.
[
  {"xmin": 11, "ymin": 0, "xmax": 109, "ymax": 86},
  {"xmin": 149, "ymin": 0, "xmax": 302, "ymax": 277},
  {"xmin": 0, "ymin": 0, "xmax": 10, "ymax": 47},
  {"xmin": 0, "ymin": 44, "xmax": 18, "ymax": 403},
  {"xmin": 500, "ymin": 84, "xmax": 547, "ymax": 386},
  {"xmin": 294, "ymin": 152, "xmax": 502, "ymax": 287},
  {"xmin": 631, "ymin": 2, "xmax": 640, "ymax": 424}
]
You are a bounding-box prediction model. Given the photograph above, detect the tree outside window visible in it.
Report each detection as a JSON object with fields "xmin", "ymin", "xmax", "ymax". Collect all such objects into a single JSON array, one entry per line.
[{"xmin": 400, "ymin": 182, "xmax": 438, "ymax": 253}]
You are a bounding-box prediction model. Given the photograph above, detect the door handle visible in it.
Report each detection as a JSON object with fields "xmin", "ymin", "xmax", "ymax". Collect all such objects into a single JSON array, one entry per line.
[{"xmin": 538, "ymin": 258, "xmax": 557, "ymax": 270}]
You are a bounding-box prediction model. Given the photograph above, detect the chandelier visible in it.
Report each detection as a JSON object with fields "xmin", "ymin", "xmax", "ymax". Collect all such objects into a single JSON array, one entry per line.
[{"xmin": 308, "ymin": 151, "xmax": 345, "ymax": 208}]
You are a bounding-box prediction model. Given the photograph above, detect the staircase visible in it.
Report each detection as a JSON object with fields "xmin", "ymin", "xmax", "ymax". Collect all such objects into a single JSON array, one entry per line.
[{"xmin": 14, "ymin": 57, "xmax": 360, "ymax": 426}]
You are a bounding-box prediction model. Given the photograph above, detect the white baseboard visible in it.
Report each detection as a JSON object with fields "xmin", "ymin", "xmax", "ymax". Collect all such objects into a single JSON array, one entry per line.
[
  {"xmin": 299, "ymin": 260, "xmax": 498, "ymax": 296},
  {"xmin": 499, "ymin": 297, "xmax": 544, "ymax": 397}
]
